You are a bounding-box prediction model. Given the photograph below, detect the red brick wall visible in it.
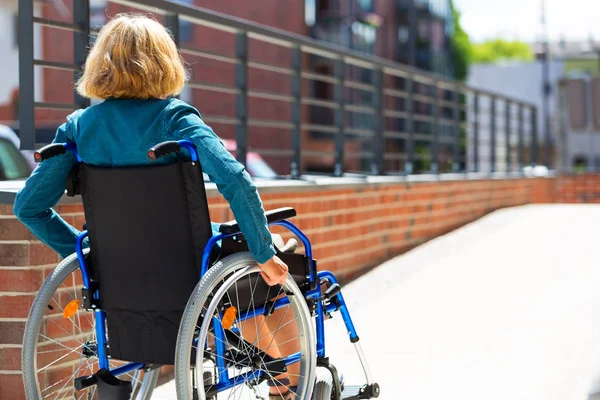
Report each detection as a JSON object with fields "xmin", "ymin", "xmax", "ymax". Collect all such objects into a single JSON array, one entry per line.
[
  {"xmin": 555, "ymin": 174, "xmax": 600, "ymax": 203},
  {"xmin": 0, "ymin": 176, "xmax": 557, "ymax": 399}
]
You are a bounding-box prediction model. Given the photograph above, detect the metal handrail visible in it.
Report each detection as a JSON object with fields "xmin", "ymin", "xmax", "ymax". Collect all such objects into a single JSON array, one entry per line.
[{"xmin": 18, "ymin": 0, "xmax": 541, "ymax": 177}]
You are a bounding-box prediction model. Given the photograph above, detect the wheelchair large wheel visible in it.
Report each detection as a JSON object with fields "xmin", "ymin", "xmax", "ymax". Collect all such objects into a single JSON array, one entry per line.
[
  {"xmin": 175, "ymin": 252, "xmax": 316, "ymax": 399},
  {"xmin": 22, "ymin": 252, "xmax": 159, "ymax": 400}
]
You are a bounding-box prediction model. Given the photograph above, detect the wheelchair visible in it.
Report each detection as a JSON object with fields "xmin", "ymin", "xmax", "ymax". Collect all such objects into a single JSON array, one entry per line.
[{"xmin": 21, "ymin": 140, "xmax": 380, "ymax": 400}]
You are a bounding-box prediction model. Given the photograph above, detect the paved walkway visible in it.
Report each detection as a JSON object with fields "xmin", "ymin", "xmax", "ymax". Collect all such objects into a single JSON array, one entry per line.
[{"xmin": 153, "ymin": 204, "xmax": 600, "ymax": 400}]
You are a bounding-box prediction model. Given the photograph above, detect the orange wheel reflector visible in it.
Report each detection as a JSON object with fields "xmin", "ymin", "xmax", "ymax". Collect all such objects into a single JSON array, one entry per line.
[
  {"xmin": 222, "ymin": 306, "xmax": 237, "ymax": 330},
  {"xmin": 63, "ymin": 300, "xmax": 81, "ymax": 319}
]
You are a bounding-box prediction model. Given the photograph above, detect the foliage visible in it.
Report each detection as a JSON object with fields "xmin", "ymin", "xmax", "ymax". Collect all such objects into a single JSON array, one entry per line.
[
  {"xmin": 471, "ymin": 39, "xmax": 534, "ymax": 64},
  {"xmin": 449, "ymin": 0, "xmax": 471, "ymax": 81}
]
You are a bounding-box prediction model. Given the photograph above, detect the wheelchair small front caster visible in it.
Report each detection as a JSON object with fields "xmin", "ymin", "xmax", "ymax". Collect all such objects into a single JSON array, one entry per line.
[{"xmin": 359, "ymin": 382, "xmax": 380, "ymax": 399}]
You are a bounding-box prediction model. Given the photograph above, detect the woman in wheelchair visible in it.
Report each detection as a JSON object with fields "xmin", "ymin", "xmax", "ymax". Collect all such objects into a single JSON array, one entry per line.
[{"xmin": 14, "ymin": 14, "xmax": 378, "ymax": 400}]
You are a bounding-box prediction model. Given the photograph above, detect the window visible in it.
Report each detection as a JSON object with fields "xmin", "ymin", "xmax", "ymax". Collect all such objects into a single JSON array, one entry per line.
[
  {"xmin": 90, "ymin": 0, "xmax": 107, "ymax": 30},
  {"xmin": 0, "ymin": 139, "xmax": 31, "ymax": 180},
  {"xmin": 179, "ymin": 0, "xmax": 194, "ymax": 42},
  {"xmin": 305, "ymin": 0, "xmax": 316, "ymax": 27}
]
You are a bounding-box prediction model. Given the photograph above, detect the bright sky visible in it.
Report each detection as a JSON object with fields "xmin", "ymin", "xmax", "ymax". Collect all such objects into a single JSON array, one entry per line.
[{"xmin": 453, "ymin": 0, "xmax": 600, "ymax": 43}]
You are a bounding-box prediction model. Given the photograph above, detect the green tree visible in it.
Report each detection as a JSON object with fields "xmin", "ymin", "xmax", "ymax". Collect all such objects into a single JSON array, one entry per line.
[
  {"xmin": 471, "ymin": 39, "xmax": 534, "ymax": 64},
  {"xmin": 449, "ymin": 0, "xmax": 471, "ymax": 81}
]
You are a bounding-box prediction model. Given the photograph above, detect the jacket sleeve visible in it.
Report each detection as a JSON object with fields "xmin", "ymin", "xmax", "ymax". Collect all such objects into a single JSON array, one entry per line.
[
  {"xmin": 13, "ymin": 114, "xmax": 83, "ymax": 258},
  {"xmin": 165, "ymin": 102, "xmax": 276, "ymax": 264}
]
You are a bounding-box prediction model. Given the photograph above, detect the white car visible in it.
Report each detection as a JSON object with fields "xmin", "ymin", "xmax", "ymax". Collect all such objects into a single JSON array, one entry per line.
[{"xmin": 0, "ymin": 126, "xmax": 33, "ymax": 181}]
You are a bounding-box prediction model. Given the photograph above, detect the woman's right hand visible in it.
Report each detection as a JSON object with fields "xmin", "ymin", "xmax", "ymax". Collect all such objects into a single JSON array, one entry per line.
[{"xmin": 257, "ymin": 255, "xmax": 289, "ymax": 286}]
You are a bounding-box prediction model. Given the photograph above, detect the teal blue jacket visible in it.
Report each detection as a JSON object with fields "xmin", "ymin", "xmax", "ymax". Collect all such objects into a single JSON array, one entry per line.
[{"xmin": 13, "ymin": 98, "xmax": 276, "ymax": 263}]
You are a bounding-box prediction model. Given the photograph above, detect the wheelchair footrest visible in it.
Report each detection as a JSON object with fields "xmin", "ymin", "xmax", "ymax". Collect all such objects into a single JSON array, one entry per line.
[{"xmin": 342, "ymin": 383, "xmax": 381, "ymax": 399}]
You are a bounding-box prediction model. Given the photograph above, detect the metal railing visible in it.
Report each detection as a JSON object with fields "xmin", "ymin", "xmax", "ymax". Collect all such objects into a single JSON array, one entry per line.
[{"xmin": 18, "ymin": 0, "xmax": 540, "ymax": 178}]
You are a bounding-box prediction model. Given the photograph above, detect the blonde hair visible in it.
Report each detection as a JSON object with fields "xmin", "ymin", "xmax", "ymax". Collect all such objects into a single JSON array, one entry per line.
[{"xmin": 77, "ymin": 14, "xmax": 187, "ymax": 100}]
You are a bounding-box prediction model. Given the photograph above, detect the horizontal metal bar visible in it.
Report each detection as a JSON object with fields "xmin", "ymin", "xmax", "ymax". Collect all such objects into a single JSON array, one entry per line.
[
  {"xmin": 344, "ymin": 104, "xmax": 375, "ymax": 114},
  {"xmin": 33, "ymin": 17, "xmax": 83, "ymax": 32},
  {"xmin": 345, "ymin": 81, "xmax": 375, "ymax": 92},
  {"xmin": 384, "ymin": 130, "xmax": 409, "ymax": 139},
  {"xmin": 202, "ymin": 115, "xmax": 239, "ymax": 125},
  {"xmin": 247, "ymin": 31, "xmax": 294, "ymax": 48},
  {"xmin": 413, "ymin": 114, "xmax": 435, "ymax": 123},
  {"xmin": 301, "ymin": 98, "xmax": 339, "ymax": 109},
  {"xmin": 412, "ymin": 133, "xmax": 434, "ymax": 141},
  {"xmin": 437, "ymin": 81, "xmax": 460, "ymax": 90},
  {"xmin": 187, "ymin": 81, "xmax": 239, "ymax": 95},
  {"xmin": 438, "ymin": 99, "xmax": 458, "ymax": 108},
  {"xmin": 33, "ymin": 60, "xmax": 79, "ymax": 71},
  {"xmin": 412, "ymin": 93, "xmax": 435, "ymax": 104},
  {"xmin": 346, "ymin": 151, "xmax": 374, "ymax": 158},
  {"xmin": 439, "ymin": 135, "xmax": 458, "ymax": 144},
  {"xmin": 180, "ymin": 47, "xmax": 237, "ymax": 64},
  {"xmin": 302, "ymin": 149, "xmax": 333, "ymax": 157},
  {"xmin": 439, "ymin": 117, "xmax": 456, "ymax": 126},
  {"xmin": 248, "ymin": 90, "xmax": 294, "ymax": 102},
  {"xmin": 34, "ymin": 102, "xmax": 80, "ymax": 111},
  {"xmin": 383, "ymin": 67, "xmax": 409, "ymax": 78},
  {"xmin": 413, "ymin": 74, "xmax": 435, "ymax": 84},
  {"xmin": 383, "ymin": 88, "xmax": 408, "ymax": 99},
  {"xmin": 302, "ymin": 124, "xmax": 340, "ymax": 133},
  {"xmin": 383, "ymin": 110, "xmax": 409, "ymax": 119},
  {"xmin": 345, "ymin": 127, "xmax": 374, "ymax": 137},
  {"xmin": 248, "ymin": 61, "xmax": 292, "ymax": 75},
  {"xmin": 344, "ymin": 57, "xmax": 376, "ymax": 69},
  {"xmin": 301, "ymin": 45, "xmax": 341, "ymax": 60},
  {"xmin": 248, "ymin": 119, "xmax": 294, "ymax": 129},
  {"xmin": 250, "ymin": 148, "xmax": 294, "ymax": 156},
  {"xmin": 301, "ymin": 71, "xmax": 339, "ymax": 84},
  {"xmin": 384, "ymin": 153, "xmax": 406, "ymax": 160}
]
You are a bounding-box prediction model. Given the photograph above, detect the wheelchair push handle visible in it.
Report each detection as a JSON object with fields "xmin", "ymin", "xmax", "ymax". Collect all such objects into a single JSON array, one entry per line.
[
  {"xmin": 34, "ymin": 143, "xmax": 74, "ymax": 163},
  {"xmin": 148, "ymin": 140, "xmax": 198, "ymax": 162}
]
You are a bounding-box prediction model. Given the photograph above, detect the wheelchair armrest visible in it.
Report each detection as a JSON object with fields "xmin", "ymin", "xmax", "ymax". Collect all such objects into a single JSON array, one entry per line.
[{"xmin": 219, "ymin": 207, "xmax": 297, "ymax": 234}]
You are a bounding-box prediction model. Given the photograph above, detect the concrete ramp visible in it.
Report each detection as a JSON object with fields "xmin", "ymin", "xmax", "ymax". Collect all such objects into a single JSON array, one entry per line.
[{"xmin": 326, "ymin": 204, "xmax": 600, "ymax": 400}]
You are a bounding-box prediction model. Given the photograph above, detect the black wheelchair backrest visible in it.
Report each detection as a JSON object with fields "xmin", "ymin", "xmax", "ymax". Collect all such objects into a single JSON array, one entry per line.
[{"xmin": 79, "ymin": 161, "xmax": 212, "ymax": 364}]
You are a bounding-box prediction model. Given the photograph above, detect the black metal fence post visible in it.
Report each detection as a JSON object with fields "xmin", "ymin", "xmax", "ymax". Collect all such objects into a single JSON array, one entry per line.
[
  {"xmin": 531, "ymin": 107, "xmax": 538, "ymax": 165},
  {"xmin": 453, "ymin": 84, "xmax": 461, "ymax": 173},
  {"xmin": 490, "ymin": 96, "xmax": 496, "ymax": 173},
  {"xmin": 74, "ymin": 0, "xmax": 91, "ymax": 110},
  {"xmin": 235, "ymin": 31, "xmax": 248, "ymax": 167},
  {"xmin": 473, "ymin": 92, "xmax": 479, "ymax": 172},
  {"xmin": 334, "ymin": 58, "xmax": 346, "ymax": 177},
  {"xmin": 290, "ymin": 46, "xmax": 302, "ymax": 179},
  {"xmin": 431, "ymin": 81, "xmax": 439, "ymax": 174},
  {"xmin": 505, "ymin": 100, "xmax": 511, "ymax": 172},
  {"xmin": 405, "ymin": 75, "xmax": 414, "ymax": 175},
  {"xmin": 518, "ymin": 103, "xmax": 524, "ymax": 170},
  {"xmin": 372, "ymin": 67, "xmax": 384, "ymax": 175},
  {"xmin": 18, "ymin": 0, "xmax": 35, "ymax": 149}
]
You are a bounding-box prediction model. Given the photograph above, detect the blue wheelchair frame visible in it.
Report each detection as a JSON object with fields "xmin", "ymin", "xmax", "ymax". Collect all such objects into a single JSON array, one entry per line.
[{"xmin": 66, "ymin": 140, "xmax": 360, "ymax": 393}]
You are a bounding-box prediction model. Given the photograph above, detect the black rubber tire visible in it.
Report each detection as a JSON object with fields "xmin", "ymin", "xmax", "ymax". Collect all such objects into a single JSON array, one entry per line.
[{"xmin": 311, "ymin": 367, "xmax": 334, "ymax": 400}]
